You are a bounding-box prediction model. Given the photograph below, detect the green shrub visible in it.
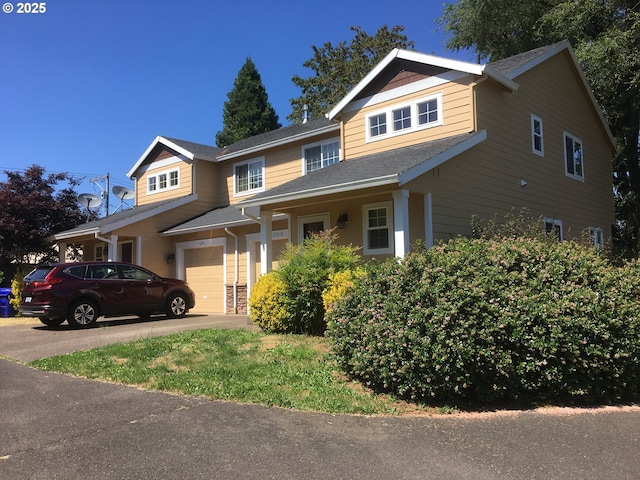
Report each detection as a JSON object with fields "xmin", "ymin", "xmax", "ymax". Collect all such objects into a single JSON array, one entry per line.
[
  {"xmin": 250, "ymin": 230, "xmax": 361, "ymax": 335},
  {"xmin": 248, "ymin": 272, "xmax": 296, "ymax": 333},
  {"xmin": 326, "ymin": 236, "xmax": 640, "ymax": 407}
]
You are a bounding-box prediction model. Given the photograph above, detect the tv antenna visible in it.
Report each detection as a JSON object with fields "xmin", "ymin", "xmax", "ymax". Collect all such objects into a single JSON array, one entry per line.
[
  {"xmin": 77, "ymin": 193, "xmax": 102, "ymax": 221},
  {"xmin": 112, "ymin": 185, "xmax": 135, "ymax": 213}
]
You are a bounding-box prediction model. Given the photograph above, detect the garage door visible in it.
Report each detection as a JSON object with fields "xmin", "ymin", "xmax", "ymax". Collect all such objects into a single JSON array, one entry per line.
[{"xmin": 184, "ymin": 247, "xmax": 224, "ymax": 313}]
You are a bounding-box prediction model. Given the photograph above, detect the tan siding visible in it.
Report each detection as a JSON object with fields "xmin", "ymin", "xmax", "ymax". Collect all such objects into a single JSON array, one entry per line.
[
  {"xmin": 136, "ymin": 161, "xmax": 193, "ymax": 206},
  {"xmin": 342, "ymin": 77, "xmax": 475, "ymax": 159}
]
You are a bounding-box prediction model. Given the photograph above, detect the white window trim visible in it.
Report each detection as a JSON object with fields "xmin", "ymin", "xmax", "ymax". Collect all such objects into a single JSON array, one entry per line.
[
  {"xmin": 589, "ymin": 226, "xmax": 604, "ymax": 248},
  {"xmin": 362, "ymin": 201, "xmax": 394, "ymax": 255},
  {"xmin": 365, "ymin": 93, "xmax": 444, "ymax": 143},
  {"xmin": 297, "ymin": 213, "xmax": 330, "ymax": 244},
  {"xmin": 301, "ymin": 138, "xmax": 341, "ymax": 175},
  {"xmin": 564, "ymin": 131, "xmax": 585, "ymax": 181},
  {"xmin": 544, "ymin": 217, "xmax": 563, "ymax": 242},
  {"xmin": 233, "ymin": 157, "xmax": 265, "ymax": 197},
  {"xmin": 147, "ymin": 167, "xmax": 180, "ymax": 195},
  {"xmin": 531, "ymin": 114, "xmax": 544, "ymax": 157}
]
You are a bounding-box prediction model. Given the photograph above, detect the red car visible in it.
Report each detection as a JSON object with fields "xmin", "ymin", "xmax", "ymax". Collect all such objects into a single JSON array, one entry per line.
[{"xmin": 19, "ymin": 262, "xmax": 196, "ymax": 328}]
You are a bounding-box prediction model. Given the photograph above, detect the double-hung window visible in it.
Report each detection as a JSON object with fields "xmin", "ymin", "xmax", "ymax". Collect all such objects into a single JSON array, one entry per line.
[
  {"xmin": 393, "ymin": 106, "xmax": 411, "ymax": 132},
  {"xmin": 369, "ymin": 113, "xmax": 387, "ymax": 138},
  {"xmin": 531, "ymin": 114, "xmax": 544, "ymax": 156},
  {"xmin": 363, "ymin": 202, "xmax": 394, "ymax": 255},
  {"xmin": 589, "ymin": 227, "xmax": 604, "ymax": 248},
  {"xmin": 303, "ymin": 139, "xmax": 340, "ymax": 174},
  {"xmin": 234, "ymin": 157, "xmax": 264, "ymax": 196},
  {"xmin": 418, "ymin": 99, "xmax": 439, "ymax": 125},
  {"xmin": 564, "ymin": 132, "xmax": 584, "ymax": 180}
]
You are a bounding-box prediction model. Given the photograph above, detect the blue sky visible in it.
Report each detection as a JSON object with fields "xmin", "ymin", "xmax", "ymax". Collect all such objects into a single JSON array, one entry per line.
[{"xmin": 0, "ymin": 0, "xmax": 470, "ymax": 212}]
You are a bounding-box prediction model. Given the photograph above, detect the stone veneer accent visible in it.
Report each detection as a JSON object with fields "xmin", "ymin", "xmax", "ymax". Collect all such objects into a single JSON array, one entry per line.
[{"xmin": 226, "ymin": 284, "xmax": 247, "ymax": 314}]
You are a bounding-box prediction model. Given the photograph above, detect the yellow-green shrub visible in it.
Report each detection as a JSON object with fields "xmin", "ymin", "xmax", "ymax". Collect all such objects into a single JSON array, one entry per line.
[
  {"xmin": 322, "ymin": 268, "xmax": 365, "ymax": 314},
  {"xmin": 248, "ymin": 272, "xmax": 296, "ymax": 333}
]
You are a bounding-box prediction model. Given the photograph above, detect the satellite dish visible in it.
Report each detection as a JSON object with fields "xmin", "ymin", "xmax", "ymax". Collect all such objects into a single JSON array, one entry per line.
[
  {"xmin": 112, "ymin": 185, "xmax": 135, "ymax": 213},
  {"xmin": 112, "ymin": 185, "xmax": 135, "ymax": 200},
  {"xmin": 77, "ymin": 193, "xmax": 102, "ymax": 209}
]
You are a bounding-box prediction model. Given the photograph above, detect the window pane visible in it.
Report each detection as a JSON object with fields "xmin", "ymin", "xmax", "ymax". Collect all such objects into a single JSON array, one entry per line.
[
  {"xmin": 393, "ymin": 107, "xmax": 411, "ymax": 131},
  {"xmin": 236, "ymin": 164, "xmax": 249, "ymax": 192},
  {"xmin": 249, "ymin": 161, "xmax": 262, "ymax": 189},
  {"xmin": 169, "ymin": 171, "xmax": 178, "ymax": 186},
  {"xmin": 321, "ymin": 141, "xmax": 340, "ymax": 167},
  {"xmin": 148, "ymin": 177, "xmax": 157, "ymax": 191},
  {"xmin": 159, "ymin": 173, "xmax": 167, "ymax": 189},
  {"xmin": 368, "ymin": 228, "xmax": 389, "ymax": 249},
  {"xmin": 418, "ymin": 99, "xmax": 438, "ymax": 125},
  {"xmin": 565, "ymin": 136, "xmax": 575, "ymax": 175},
  {"xmin": 368, "ymin": 208, "xmax": 387, "ymax": 228},
  {"xmin": 305, "ymin": 146, "xmax": 322, "ymax": 172},
  {"xmin": 370, "ymin": 114, "xmax": 387, "ymax": 137},
  {"xmin": 573, "ymin": 140, "xmax": 583, "ymax": 176}
]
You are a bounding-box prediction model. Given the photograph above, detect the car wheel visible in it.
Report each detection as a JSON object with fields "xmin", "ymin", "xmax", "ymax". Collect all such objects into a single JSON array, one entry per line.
[
  {"xmin": 166, "ymin": 293, "xmax": 188, "ymax": 318},
  {"xmin": 39, "ymin": 317, "xmax": 65, "ymax": 327},
  {"xmin": 67, "ymin": 299, "xmax": 99, "ymax": 328}
]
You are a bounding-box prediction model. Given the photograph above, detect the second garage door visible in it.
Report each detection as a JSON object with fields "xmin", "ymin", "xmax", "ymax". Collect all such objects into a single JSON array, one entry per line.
[{"xmin": 184, "ymin": 247, "xmax": 224, "ymax": 313}]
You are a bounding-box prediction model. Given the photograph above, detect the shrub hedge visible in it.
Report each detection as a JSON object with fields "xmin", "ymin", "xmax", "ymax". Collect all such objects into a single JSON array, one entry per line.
[{"xmin": 326, "ymin": 236, "xmax": 640, "ymax": 407}]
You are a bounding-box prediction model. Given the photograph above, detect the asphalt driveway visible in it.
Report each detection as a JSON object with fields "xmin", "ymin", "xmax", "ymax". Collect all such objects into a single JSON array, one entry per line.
[{"xmin": 1, "ymin": 315, "xmax": 639, "ymax": 479}]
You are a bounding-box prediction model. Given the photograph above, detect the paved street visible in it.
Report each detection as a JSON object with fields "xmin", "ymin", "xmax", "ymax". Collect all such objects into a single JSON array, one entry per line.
[{"xmin": 1, "ymin": 316, "xmax": 639, "ymax": 479}]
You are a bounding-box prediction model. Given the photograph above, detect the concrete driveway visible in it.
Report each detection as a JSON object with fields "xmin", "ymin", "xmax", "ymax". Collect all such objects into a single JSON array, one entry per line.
[{"xmin": 1, "ymin": 315, "xmax": 639, "ymax": 479}]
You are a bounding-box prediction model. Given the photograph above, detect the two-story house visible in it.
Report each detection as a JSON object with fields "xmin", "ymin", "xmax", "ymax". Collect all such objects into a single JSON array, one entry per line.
[{"xmin": 52, "ymin": 40, "xmax": 616, "ymax": 315}]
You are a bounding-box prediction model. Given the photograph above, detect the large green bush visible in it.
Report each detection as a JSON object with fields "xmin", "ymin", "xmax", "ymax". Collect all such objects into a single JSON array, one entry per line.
[
  {"xmin": 326, "ymin": 236, "xmax": 640, "ymax": 407},
  {"xmin": 249, "ymin": 231, "xmax": 360, "ymax": 335}
]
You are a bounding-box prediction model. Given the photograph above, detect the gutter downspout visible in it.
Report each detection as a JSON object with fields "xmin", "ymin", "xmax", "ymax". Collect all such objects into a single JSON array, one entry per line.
[{"xmin": 224, "ymin": 228, "xmax": 239, "ymax": 314}]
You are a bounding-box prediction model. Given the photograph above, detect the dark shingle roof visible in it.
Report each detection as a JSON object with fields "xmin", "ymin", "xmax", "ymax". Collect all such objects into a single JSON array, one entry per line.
[
  {"xmin": 217, "ymin": 117, "xmax": 338, "ymax": 155},
  {"xmin": 161, "ymin": 137, "xmax": 222, "ymax": 161},
  {"xmin": 239, "ymin": 131, "xmax": 483, "ymax": 207},
  {"xmin": 488, "ymin": 41, "xmax": 567, "ymax": 79},
  {"xmin": 161, "ymin": 205, "xmax": 249, "ymax": 235}
]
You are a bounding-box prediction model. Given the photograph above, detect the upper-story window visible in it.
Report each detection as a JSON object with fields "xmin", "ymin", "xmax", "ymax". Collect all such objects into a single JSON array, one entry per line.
[
  {"xmin": 564, "ymin": 132, "xmax": 584, "ymax": 180},
  {"xmin": 393, "ymin": 106, "xmax": 411, "ymax": 131},
  {"xmin": 147, "ymin": 168, "xmax": 179, "ymax": 194},
  {"xmin": 531, "ymin": 114, "xmax": 544, "ymax": 156},
  {"xmin": 303, "ymin": 139, "xmax": 341, "ymax": 174},
  {"xmin": 367, "ymin": 93, "xmax": 443, "ymax": 142},
  {"xmin": 234, "ymin": 157, "xmax": 264, "ymax": 196}
]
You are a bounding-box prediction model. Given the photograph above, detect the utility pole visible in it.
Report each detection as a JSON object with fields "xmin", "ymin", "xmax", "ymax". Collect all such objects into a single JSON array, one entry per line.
[{"xmin": 90, "ymin": 173, "xmax": 110, "ymax": 216}]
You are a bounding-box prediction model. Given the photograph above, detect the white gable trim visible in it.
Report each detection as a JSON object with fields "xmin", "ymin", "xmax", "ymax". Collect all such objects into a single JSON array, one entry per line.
[{"xmin": 127, "ymin": 136, "xmax": 196, "ymax": 179}]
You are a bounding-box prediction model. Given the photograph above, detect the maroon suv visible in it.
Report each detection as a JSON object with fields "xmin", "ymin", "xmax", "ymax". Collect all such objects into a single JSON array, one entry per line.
[{"xmin": 19, "ymin": 262, "xmax": 196, "ymax": 328}]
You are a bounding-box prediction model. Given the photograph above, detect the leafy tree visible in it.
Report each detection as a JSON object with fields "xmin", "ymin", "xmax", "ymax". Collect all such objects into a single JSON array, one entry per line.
[
  {"xmin": 0, "ymin": 165, "xmax": 85, "ymax": 267},
  {"xmin": 438, "ymin": 0, "xmax": 640, "ymax": 256},
  {"xmin": 215, "ymin": 57, "xmax": 281, "ymax": 147},
  {"xmin": 289, "ymin": 25, "xmax": 414, "ymax": 124}
]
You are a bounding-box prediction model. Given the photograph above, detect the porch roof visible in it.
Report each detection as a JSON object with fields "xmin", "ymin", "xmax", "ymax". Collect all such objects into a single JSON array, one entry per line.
[
  {"xmin": 237, "ymin": 130, "xmax": 486, "ymax": 209},
  {"xmin": 51, "ymin": 195, "xmax": 198, "ymax": 241}
]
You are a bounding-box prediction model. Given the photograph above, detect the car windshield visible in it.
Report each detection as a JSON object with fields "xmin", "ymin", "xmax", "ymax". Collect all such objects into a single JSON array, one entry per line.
[{"xmin": 24, "ymin": 266, "xmax": 55, "ymax": 281}]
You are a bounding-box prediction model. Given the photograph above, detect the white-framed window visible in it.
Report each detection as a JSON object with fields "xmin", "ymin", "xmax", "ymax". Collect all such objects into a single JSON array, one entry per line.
[
  {"xmin": 589, "ymin": 226, "xmax": 604, "ymax": 248},
  {"xmin": 544, "ymin": 217, "xmax": 563, "ymax": 242},
  {"xmin": 564, "ymin": 132, "xmax": 584, "ymax": 180},
  {"xmin": 369, "ymin": 113, "xmax": 387, "ymax": 138},
  {"xmin": 147, "ymin": 168, "xmax": 180, "ymax": 194},
  {"xmin": 393, "ymin": 106, "xmax": 412, "ymax": 131},
  {"xmin": 362, "ymin": 201, "xmax": 394, "ymax": 255},
  {"xmin": 95, "ymin": 244, "xmax": 107, "ymax": 261},
  {"xmin": 234, "ymin": 157, "xmax": 264, "ymax": 196},
  {"xmin": 303, "ymin": 139, "xmax": 340, "ymax": 174},
  {"xmin": 366, "ymin": 93, "xmax": 443, "ymax": 142},
  {"xmin": 531, "ymin": 114, "xmax": 544, "ymax": 156},
  {"xmin": 297, "ymin": 213, "xmax": 330, "ymax": 243}
]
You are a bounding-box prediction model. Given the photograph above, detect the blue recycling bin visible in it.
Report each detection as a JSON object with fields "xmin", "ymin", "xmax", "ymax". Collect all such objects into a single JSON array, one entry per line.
[{"xmin": 0, "ymin": 287, "xmax": 16, "ymax": 318}]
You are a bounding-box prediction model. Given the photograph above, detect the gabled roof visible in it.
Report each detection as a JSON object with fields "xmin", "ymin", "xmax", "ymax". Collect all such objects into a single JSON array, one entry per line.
[
  {"xmin": 328, "ymin": 49, "xmax": 518, "ymax": 119},
  {"xmin": 238, "ymin": 130, "xmax": 486, "ymax": 209},
  {"xmin": 52, "ymin": 195, "xmax": 198, "ymax": 240},
  {"xmin": 127, "ymin": 136, "xmax": 222, "ymax": 179},
  {"xmin": 215, "ymin": 117, "xmax": 339, "ymax": 161}
]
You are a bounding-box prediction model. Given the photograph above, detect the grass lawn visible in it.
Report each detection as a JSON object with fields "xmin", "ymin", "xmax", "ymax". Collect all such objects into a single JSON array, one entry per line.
[{"xmin": 28, "ymin": 328, "xmax": 435, "ymax": 415}]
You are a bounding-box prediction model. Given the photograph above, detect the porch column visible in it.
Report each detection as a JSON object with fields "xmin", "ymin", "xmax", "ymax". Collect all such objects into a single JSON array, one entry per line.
[
  {"xmin": 260, "ymin": 210, "xmax": 273, "ymax": 274},
  {"xmin": 108, "ymin": 235, "xmax": 118, "ymax": 261},
  {"xmin": 393, "ymin": 189, "xmax": 410, "ymax": 258},
  {"xmin": 57, "ymin": 242, "xmax": 67, "ymax": 262},
  {"xmin": 424, "ymin": 192, "xmax": 434, "ymax": 248}
]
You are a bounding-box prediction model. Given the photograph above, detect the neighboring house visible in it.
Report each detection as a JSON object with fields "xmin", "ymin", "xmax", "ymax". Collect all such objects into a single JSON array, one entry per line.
[{"xmin": 52, "ymin": 40, "xmax": 616, "ymax": 314}]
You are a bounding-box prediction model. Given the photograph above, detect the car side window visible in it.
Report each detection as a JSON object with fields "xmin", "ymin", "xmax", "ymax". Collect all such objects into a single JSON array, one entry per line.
[
  {"xmin": 119, "ymin": 265, "xmax": 154, "ymax": 281},
  {"xmin": 65, "ymin": 265, "xmax": 87, "ymax": 279},
  {"xmin": 87, "ymin": 264, "xmax": 119, "ymax": 280}
]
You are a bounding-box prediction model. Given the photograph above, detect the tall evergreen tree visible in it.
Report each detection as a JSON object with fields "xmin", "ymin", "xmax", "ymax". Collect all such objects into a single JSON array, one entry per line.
[
  {"xmin": 289, "ymin": 26, "xmax": 414, "ymax": 124},
  {"xmin": 215, "ymin": 57, "xmax": 281, "ymax": 148}
]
